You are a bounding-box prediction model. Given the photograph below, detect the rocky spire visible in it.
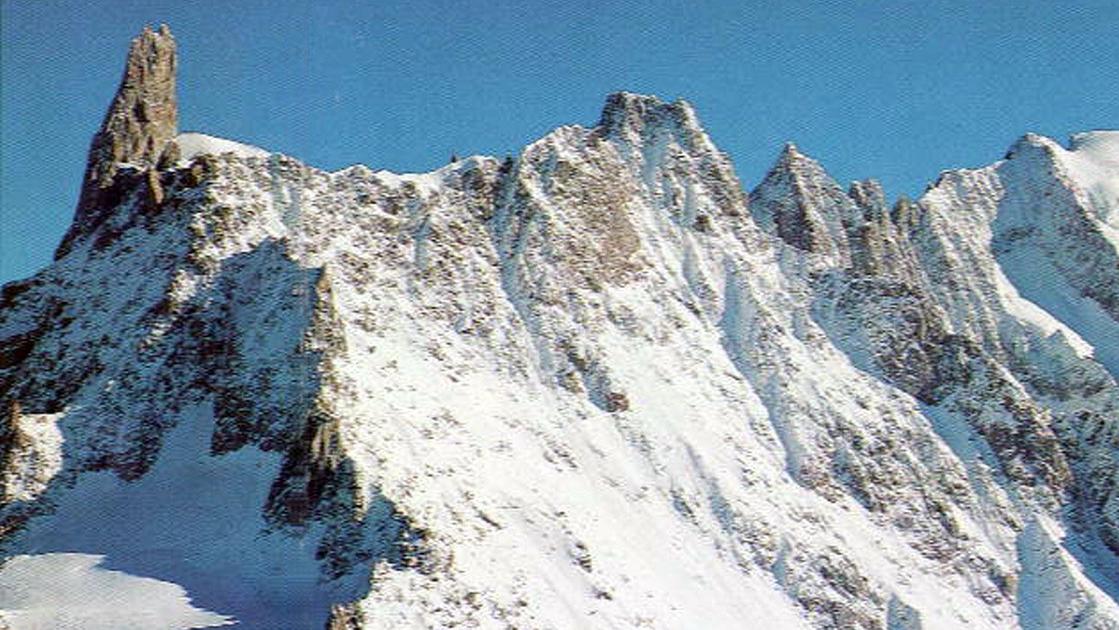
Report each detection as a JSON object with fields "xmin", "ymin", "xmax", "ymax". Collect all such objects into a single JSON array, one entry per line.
[
  {"xmin": 57, "ymin": 25, "xmax": 178, "ymax": 259},
  {"xmin": 89, "ymin": 24, "xmax": 178, "ymax": 182}
]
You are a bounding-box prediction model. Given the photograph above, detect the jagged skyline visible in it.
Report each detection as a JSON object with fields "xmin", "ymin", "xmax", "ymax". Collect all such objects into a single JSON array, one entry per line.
[
  {"xmin": 2, "ymin": 22, "xmax": 1118, "ymax": 627},
  {"xmin": 3, "ymin": 1, "xmax": 1118, "ymax": 284}
]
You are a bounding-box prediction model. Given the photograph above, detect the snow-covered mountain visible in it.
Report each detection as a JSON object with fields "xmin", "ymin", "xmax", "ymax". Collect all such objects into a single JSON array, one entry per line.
[{"xmin": 2, "ymin": 25, "xmax": 1118, "ymax": 630}]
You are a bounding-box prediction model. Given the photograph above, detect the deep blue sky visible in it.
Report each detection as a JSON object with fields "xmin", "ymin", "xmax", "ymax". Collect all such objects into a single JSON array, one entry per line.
[{"xmin": 3, "ymin": 1, "xmax": 1117, "ymax": 283}]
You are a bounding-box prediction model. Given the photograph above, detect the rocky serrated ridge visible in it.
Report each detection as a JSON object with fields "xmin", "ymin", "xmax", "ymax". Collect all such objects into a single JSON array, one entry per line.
[
  {"xmin": 910, "ymin": 140, "xmax": 1119, "ymax": 567},
  {"xmin": 753, "ymin": 134, "xmax": 1119, "ymax": 572},
  {"xmin": 2, "ymin": 26, "xmax": 1119, "ymax": 630}
]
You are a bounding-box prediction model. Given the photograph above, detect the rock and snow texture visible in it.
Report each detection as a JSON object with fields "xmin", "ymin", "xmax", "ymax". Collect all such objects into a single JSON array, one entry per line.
[
  {"xmin": 2, "ymin": 26, "xmax": 1119, "ymax": 629},
  {"xmin": 0, "ymin": 401, "xmax": 62, "ymax": 505}
]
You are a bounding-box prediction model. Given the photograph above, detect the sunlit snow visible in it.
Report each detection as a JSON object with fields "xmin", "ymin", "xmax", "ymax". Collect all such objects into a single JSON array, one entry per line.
[
  {"xmin": 0, "ymin": 553, "xmax": 232, "ymax": 629},
  {"xmin": 175, "ymin": 132, "xmax": 271, "ymax": 162}
]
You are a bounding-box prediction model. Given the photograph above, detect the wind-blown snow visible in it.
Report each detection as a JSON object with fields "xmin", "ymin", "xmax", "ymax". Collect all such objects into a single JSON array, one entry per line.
[
  {"xmin": 991, "ymin": 264, "xmax": 1095, "ymax": 359},
  {"xmin": 0, "ymin": 553, "xmax": 232, "ymax": 629},
  {"xmin": 997, "ymin": 244, "xmax": 1119, "ymax": 376},
  {"xmin": 1063, "ymin": 131, "xmax": 1119, "ymax": 233}
]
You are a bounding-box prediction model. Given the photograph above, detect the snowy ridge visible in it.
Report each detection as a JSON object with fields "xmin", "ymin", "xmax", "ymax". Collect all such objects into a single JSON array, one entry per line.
[
  {"xmin": 1, "ymin": 34, "xmax": 1118, "ymax": 628},
  {"xmin": 174, "ymin": 132, "xmax": 272, "ymax": 163},
  {"xmin": 1063, "ymin": 131, "xmax": 1119, "ymax": 233}
]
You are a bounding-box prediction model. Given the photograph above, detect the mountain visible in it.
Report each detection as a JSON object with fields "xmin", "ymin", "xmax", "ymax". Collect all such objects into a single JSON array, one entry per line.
[{"xmin": 2, "ymin": 25, "xmax": 1118, "ymax": 630}]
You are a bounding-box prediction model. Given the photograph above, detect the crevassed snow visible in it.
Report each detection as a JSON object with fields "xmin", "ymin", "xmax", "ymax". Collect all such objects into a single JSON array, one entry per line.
[
  {"xmin": 0, "ymin": 553, "xmax": 232, "ymax": 629},
  {"xmin": 175, "ymin": 132, "xmax": 271, "ymax": 162}
]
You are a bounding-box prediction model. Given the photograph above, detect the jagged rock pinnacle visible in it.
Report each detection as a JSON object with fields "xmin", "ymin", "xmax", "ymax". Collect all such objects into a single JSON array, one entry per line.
[
  {"xmin": 57, "ymin": 24, "xmax": 177, "ymax": 259},
  {"xmin": 96, "ymin": 24, "xmax": 177, "ymax": 175}
]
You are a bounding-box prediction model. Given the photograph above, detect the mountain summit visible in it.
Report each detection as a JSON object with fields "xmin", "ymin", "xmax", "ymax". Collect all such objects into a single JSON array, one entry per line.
[
  {"xmin": 2, "ymin": 26, "xmax": 1119, "ymax": 630},
  {"xmin": 59, "ymin": 24, "xmax": 178, "ymax": 260}
]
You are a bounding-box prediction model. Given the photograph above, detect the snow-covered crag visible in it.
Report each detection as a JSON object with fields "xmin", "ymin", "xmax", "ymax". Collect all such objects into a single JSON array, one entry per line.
[{"xmin": 2, "ymin": 26, "xmax": 1118, "ymax": 629}]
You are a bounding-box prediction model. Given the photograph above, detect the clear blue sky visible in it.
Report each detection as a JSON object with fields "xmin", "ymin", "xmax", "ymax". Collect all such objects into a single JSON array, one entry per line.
[{"xmin": 3, "ymin": 0, "xmax": 1117, "ymax": 283}]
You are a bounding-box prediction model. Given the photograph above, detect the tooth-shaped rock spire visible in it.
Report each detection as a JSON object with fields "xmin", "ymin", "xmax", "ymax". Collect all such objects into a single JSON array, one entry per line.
[
  {"xmin": 96, "ymin": 24, "xmax": 177, "ymax": 172},
  {"xmin": 57, "ymin": 24, "xmax": 178, "ymax": 259}
]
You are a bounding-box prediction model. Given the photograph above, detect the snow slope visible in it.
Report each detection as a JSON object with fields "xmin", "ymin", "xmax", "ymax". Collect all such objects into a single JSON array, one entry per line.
[
  {"xmin": 0, "ymin": 553, "xmax": 231, "ymax": 629},
  {"xmin": 1063, "ymin": 131, "xmax": 1119, "ymax": 235},
  {"xmin": 10, "ymin": 403, "xmax": 367, "ymax": 628}
]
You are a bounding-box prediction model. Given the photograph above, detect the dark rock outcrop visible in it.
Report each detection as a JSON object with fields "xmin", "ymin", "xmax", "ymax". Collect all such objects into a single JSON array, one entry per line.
[{"xmin": 57, "ymin": 24, "xmax": 177, "ymax": 259}]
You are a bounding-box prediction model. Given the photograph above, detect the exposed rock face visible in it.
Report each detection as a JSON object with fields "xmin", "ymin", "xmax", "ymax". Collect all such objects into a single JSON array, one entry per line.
[
  {"xmin": 0, "ymin": 400, "xmax": 62, "ymax": 527},
  {"xmin": 3, "ymin": 26, "xmax": 1119, "ymax": 630},
  {"xmin": 57, "ymin": 24, "xmax": 177, "ymax": 259}
]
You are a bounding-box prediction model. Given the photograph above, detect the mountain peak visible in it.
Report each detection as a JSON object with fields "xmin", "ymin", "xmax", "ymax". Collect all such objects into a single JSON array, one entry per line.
[
  {"xmin": 1003, "ymin": 132, "xmax": 1060, "ymax": 161},
  {"xmin": 597, "ymin": 91, "xmax": 701, "ymax": 141},
  {"xmin": 94, "ymin": 23, "xmax": 178, "ymax": 174},
  {"xmin": 848, "ymin": 178, "xmax": 887, "ymax": 216},
  {"xmin": 10, "ymin": 26, "xmax": 1119, "ymax": 629},
  {"xmin": 767, "ymin": 141, "xmax": 828, "ymax": 182},
  {"xmin": 57, "ymin": 24, "xmax": 178, "ymax": 259},
  {"xmin": 750, "ymin": 142, "xmax": 857, "ymax": 256}
]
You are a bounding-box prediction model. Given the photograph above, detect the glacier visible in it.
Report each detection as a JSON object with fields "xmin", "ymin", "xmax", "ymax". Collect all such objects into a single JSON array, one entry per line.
[{"xmin": 1, "ymin": 25, "xmax": 1118, "ymax": 630}]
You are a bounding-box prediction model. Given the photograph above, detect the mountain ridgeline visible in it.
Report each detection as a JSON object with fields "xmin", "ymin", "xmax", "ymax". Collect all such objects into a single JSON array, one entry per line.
[{"xmin": 2, "ymin": 25, "xmax": 1119, "ymax": 630}]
